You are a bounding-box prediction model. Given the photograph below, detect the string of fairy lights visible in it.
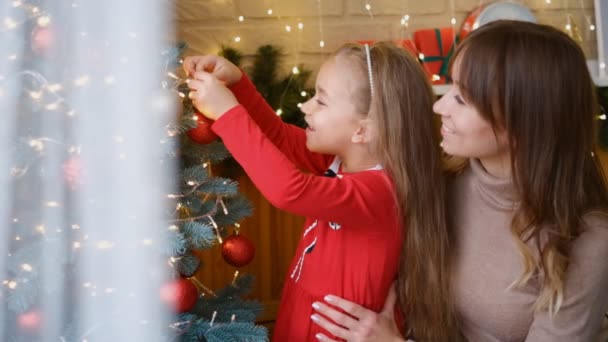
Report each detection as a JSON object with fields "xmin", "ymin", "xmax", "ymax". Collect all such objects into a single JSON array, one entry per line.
[{"xmin": 209, "ymin": 0, "xmax": 603, "ymax": 111}]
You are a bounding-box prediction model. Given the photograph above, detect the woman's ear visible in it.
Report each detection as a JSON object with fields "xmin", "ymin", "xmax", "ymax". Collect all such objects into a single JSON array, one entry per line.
[{"xmin": 351, "ymin": 118, "xmax": 375, "ymax": 144}]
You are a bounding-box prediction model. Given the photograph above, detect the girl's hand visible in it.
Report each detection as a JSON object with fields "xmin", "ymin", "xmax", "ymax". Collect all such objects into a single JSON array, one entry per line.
[
  {"xmin": 311, "ymin": 284, "xmax": 406, "ymax": 342},
  {"xmin": 187, "ymin": 71, "xmax": 238, "ymax": 120},
  {"xmin": 183, "ymin": 55, "xmax": 242, "ymax": 86}
]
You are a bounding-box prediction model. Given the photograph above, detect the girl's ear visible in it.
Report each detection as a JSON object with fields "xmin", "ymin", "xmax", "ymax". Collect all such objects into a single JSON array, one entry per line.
[{"xmin": 351, "ymin": 118, "xmax": 375, "ymax": 144}]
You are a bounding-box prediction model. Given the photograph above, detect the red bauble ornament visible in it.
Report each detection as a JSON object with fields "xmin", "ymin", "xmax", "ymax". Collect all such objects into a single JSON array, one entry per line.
[
  {"xmin": 222, "ymin": 234, "xmax": 256, "ymax": 268},
  {"xmin": 62, "ymin": 155, "xmax": 84, "ymax": 190},
  {"xmin": 17, "ymin": 309, "xmax": 42, "ymax": 333},
  {"xmin": 187, "ymin": 111, "xmax": 218, "ymax": 144},
  {"xmin": 160, "ymin": 278, "xmax": 198, "ymax": 313},
  {"xmin": 31, "ymin": 26, "xmax": 55, "ymax": 55}
]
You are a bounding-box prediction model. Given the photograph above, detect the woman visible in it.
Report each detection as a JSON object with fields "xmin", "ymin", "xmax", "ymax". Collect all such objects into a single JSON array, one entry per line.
[{"xmin": 311, "ymin": 20, "xmax": 608, "ymax": 341}]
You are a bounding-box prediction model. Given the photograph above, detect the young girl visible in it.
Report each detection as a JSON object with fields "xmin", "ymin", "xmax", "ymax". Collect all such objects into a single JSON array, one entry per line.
[
  {"xmin": 183, "ymin": 42, "xmax": 450, "ymax": 340},
  {"xmin": 311, "ymin": 21, "xmax": 608, "ymax": 341}
]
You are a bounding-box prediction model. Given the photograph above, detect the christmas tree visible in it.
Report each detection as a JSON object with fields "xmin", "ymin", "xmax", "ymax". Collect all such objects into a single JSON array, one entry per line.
[{"xmin": 161, "ymin": 43, "xmax": 268, "ymax": 340}]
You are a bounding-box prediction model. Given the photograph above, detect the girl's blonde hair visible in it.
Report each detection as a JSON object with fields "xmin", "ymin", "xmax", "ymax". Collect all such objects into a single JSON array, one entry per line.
[{"xmin": 334, "ymin": 42, "xmax": 460, "ymax": 340}]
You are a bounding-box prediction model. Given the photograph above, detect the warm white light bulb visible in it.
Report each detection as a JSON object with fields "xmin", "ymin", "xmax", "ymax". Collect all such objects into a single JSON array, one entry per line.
[
  {"xmin": 35, "ymin": 224, "xmax": 46, "ymax": 234},
  {"xmin": 4, "ymin": 17, "xmax": 17, "ymax": 29},
  {"xmin": 45, "ymin": 102, "xmax": 60, "ymax": 111},
  {"xmin": 47, "ymin": 83, "xmax": 62, "ymax": 92},
  {"xmin": 97, "ymin": 241, "xmax": 114, "ymax": 249},
  {"xmin": 37, "ymin": 16, "xmax": 51, "ymax": 27},
  {"xmin": 74, "ymin": 75, "xmax": 90, "ymax": 87},
  {"xmin": 29, "ymin": 91, "xmax": 43, "ymax": 100}
]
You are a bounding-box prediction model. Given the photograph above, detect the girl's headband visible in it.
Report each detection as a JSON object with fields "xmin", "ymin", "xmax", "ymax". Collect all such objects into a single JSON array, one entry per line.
[{"xmin": 364, "ymin": 44, "xmax": 374, "ymax": 97}]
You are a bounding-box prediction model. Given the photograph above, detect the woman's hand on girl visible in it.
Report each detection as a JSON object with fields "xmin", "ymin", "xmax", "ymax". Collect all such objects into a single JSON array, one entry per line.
[
  {"xmin": 186, "ymin": 71, "xmax": 238, "ymax": 120},
  {"xmin": 311, "ymin": 285, "xmax": 405, "ymax": 342}
]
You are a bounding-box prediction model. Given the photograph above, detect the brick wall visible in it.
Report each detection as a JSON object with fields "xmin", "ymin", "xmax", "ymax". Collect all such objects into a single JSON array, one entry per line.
[{"xmin": 176, "ymin": 0, "xmax": 598, "ymax": 76}]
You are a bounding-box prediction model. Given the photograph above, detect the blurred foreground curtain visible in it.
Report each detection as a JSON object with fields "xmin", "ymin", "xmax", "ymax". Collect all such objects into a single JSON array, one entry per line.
[{"xmin": 0, "ymin": 1, "xmax": 173, "ymax": 340}]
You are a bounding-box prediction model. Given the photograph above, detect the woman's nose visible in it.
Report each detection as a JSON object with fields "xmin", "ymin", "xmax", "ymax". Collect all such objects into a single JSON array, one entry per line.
[{"xmin": 433, "ymin": 97, "xmax": 446, "ymax": 117}]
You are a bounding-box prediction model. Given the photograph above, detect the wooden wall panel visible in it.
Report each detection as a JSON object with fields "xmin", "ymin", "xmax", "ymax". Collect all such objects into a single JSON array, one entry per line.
[{"xmin": 598, "ymin": 147, "xmax": 608, "ymax": 175}]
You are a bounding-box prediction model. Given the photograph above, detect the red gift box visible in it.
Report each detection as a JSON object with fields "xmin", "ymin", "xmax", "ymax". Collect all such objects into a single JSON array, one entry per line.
[{"xmin": 413, "ymin": 28, "xmax": 459, "ymax": 84}]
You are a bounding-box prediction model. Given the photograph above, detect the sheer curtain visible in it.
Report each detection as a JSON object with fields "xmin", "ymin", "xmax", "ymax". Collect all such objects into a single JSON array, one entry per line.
[{"xmin": 1, "ymin": 1, "xmax": 173, "ymax": 340}]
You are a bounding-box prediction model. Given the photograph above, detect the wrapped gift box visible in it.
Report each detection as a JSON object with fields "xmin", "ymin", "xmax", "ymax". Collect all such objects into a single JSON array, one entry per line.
[{"xmin": 413, "ymin": 28, "xmax": 458, "ymax": 84}]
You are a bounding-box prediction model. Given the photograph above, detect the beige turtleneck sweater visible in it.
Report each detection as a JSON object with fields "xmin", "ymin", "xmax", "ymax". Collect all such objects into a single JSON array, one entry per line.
[{"xmin": 447, "ymin": 159, "xmax": 608, "ymax": 341}]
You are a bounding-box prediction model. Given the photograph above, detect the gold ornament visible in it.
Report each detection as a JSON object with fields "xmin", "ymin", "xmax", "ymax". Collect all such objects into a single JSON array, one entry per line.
[{"xmin": 177, "ymin": 204, "xmax": 191, "ymax": 219}]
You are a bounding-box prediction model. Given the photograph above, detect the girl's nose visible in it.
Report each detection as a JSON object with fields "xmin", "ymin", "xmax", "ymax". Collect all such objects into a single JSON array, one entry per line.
[{"xmin": 301, "ymin": 98, "xmax": 314, "ymax": 115}]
